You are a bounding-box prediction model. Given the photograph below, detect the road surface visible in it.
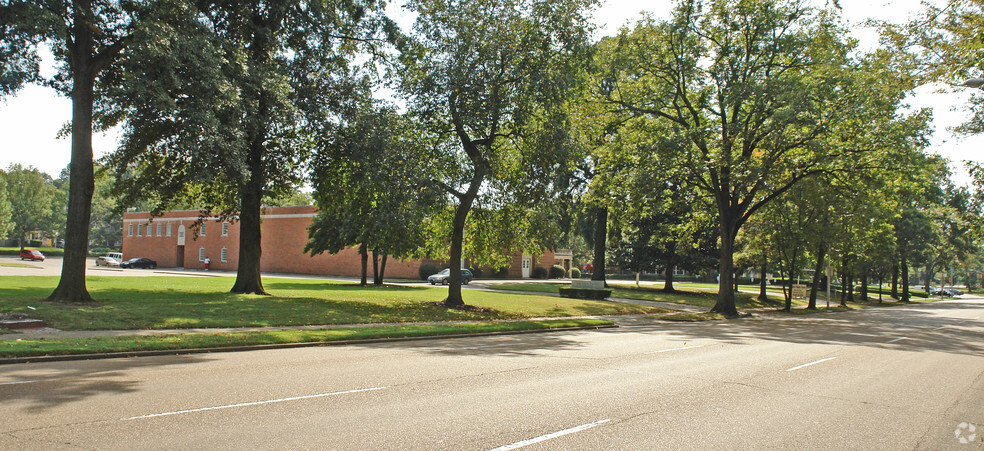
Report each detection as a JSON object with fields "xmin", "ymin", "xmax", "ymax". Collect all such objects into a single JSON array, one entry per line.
[{"xmin": 2, "ymin": 297, "xmax": 982, "ymax": 449}]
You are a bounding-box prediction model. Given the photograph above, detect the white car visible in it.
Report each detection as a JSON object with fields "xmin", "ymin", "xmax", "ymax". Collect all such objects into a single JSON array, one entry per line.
[{"xmin": 95, "ymin": 256, "xmax": 121, "ymax": 267}]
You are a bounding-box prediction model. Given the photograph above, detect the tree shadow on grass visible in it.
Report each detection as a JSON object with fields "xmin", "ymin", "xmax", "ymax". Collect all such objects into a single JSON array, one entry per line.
[
  {"xmin": 263, "ymin": 281, "xmax": 435, "ymax": 293},
  {"xmin": 0, "ymin": 354, "xmax": 214, "ymax": 414}
]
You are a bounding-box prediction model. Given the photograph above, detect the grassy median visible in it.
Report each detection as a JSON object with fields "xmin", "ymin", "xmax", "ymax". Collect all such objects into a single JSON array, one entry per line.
[
  {"xmin": 0, "ymin": 319, "xmax": 614, "ymax": 358},
  {"xmin": 0, "ymin": 276, "xmax": 669, "ymax": 330}
]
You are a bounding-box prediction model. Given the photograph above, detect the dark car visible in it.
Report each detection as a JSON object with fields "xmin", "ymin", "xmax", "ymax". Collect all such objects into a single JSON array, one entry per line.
[
  {"xmin": 121, "ymin": 257, "xmax": 157, "ymax": 269},
  {"xmin": 427, "ymin": 268, "xmax": 473, "ymax": 285},
  {"xmin": 19, "ymin": 249, "xmax": 45, "ymax": 261}
]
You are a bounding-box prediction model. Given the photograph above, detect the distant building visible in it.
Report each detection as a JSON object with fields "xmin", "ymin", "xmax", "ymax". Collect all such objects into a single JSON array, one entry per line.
[{"xmin": 122, "ymin": 205, "xmax": 572, "ymax": 279}]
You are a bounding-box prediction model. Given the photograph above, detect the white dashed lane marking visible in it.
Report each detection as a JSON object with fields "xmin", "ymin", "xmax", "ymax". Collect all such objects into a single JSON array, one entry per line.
[
  {"xmin": 786, "ymin": 357, "xmax": 836, "ymax": 372},
  {"xmin": 121, "ymin": 386, "xmax": 387, "ymax": 420},
  {"xmin": 0, "ymin": 380, "xmax": 38, "ymax": 386},
  {"xmin": 489, "ymin": 419, "xmax": 611, "ymax": 450},
  {"xmin": 645, "ymin": 345, "xmax": 705, "ymax": 354}
]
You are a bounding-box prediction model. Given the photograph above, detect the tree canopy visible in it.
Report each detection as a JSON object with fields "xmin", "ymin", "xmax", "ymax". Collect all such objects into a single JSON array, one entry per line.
[{"xmin": 399, "ymin": 0, "xmax": 597, "ymax": 306}]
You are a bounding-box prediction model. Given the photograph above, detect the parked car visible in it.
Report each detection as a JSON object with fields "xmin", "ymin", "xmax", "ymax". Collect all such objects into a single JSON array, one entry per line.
[
  {"xmin": 121, "ymin": 257, "xmax": 157, "ymax": 269},
  {"xmin": 19, "ymin": 249, "xmax": 45, "ymax": 261},
  {"xmin": 427, "ymin": 268, "xmax": 473, "ymax": 285},
  {"xmin": 95, "ymin": 256, "xmax": 121, "ymax": 267}
]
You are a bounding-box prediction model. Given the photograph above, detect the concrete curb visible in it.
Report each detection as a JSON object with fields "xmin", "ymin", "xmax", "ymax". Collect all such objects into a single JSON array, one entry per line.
[{"xmin": 0, "ymin": 324, "xmax": 617, "ymax": 365}]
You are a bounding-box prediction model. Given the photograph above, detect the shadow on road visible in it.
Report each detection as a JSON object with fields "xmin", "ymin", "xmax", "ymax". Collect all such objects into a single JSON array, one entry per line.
[
  {"xmin": 1, "ymin": 354, "xmax": 215, "ymax": 414},
  {"xmin": 388, "ymin": 298, "xmax": 984, "ymax": 359},
  {"xmin": 612, "ymin": 298, "xmax": 984, "ymax": 356}
]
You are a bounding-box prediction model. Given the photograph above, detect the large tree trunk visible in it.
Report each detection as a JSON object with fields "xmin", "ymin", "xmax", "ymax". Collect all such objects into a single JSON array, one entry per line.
[
  {"xmin": 48, "ymin": 3, "xmax": 97, "ymax": 304},
  {"xmin": 591, "ymin": 206, "xmax": 608, "ymax": 286},
  {"xmin": 900, "ymin": 255, "xmax": 910, "ymax": 302},
  {"xmin": 379, "ymin": 253, "xmax": 388, "ymax": 284},
  {"xmin": 231, "ymin": 178, "xmax": 266, "ymax": 294},
  {"xmin": 758, "ymin": 260, "xmax": 769, "ymax": 302},
  {"xmin": 891, "ymin": 261, "xmax": 899, "ymax": 299},
  {"xmin": 444, "ymin": 162, "xmax": 485, "ymax": 307},
  {"xmin": 359, "ymin": 243, "xmax": 368, "ymax": 286},
  {"xmin": 711, "ymin": 214, "xmax": 740, "ymax": 317},
  {"xmin": 783, "ymin": 250, "xmax": 799, "ymax": 312},
  {"xmin": 372, "ymin": 248, "xmax": 383, "ymax": 286},
  {"xmin": 859, "ymin": 272, "xmax": 869, "ymax": 302},
  {"xmin": 807, "ymin": 240, "xmax": 826, "ymax": 310},
  {"xmin": 664, "ymin": 265, "xmax": 676, "ymax": 293}
]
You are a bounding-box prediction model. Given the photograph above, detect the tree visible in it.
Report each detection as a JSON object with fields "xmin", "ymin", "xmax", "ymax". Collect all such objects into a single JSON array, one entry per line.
[
  {"xmin": 4, "ymin": 164, "xmax": 56, "ymax": 249},
  {"xmin": 1, "ymin": 0, "xmax": 163, "ymax": 302},
  {"xmin": 106, "ymin": 0, "xmax": 396, "ymax": 295},
  {"xmin": 306, "ymin": 103, "xmax": 444, "ymax": 286},
  {"xmin": 0, "ymin": 171, "xmax": 14, "ymax": 240},
  {"xmin": 88, "ymin": 165, "xmax": 123, "ymax": 249},
  {"xmin": 601, "ymin": 0, "xmax": 864, "ymax": 316},
  {"xmin": 400, "ymin": 0, "xmax": 596, "ymax": 306},
  {"xmin": 881, "ymin": 0, "xmax": 984, "ymax": 134}
]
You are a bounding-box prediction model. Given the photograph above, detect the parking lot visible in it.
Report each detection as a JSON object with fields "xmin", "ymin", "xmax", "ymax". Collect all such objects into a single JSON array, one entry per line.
[{"xmin": 0, "ymin": 255, "xmax": 168, "ymax": 278}]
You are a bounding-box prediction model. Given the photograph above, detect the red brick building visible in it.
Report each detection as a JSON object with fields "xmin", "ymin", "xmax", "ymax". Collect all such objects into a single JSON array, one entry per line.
[{"xmin": 122, "ymin": 206, "xmax": 572, "ymax": 279}]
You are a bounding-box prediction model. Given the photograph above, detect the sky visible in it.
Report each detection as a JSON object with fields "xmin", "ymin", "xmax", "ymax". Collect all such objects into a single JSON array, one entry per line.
[{"xmin": 1, "ymin": 0, "xmax": 979, "ymax": 185}]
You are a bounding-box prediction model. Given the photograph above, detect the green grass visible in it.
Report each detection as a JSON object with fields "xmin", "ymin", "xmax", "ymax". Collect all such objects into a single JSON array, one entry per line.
[
  {"xmin": 0, "ymin": 276, "xmax": 665, "ymax": 330},
  {"xmin": 0, "ymin": 262, "xmax": 43, "ymax": 269},
  {"xmin": 659, "ymin": 312, "xmax": 727, "ymax": 322},
  {"xmin": 0, "ymin": 319, "xmax": 614, "ymax": 358},
  {"xmin": 491, "ymin": 282, "xmax": 789, "ymax": 309}
]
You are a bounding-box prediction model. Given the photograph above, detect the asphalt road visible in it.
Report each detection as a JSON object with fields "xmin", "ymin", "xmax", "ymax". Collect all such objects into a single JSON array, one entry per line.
[{"xmin": 2, "ymin": 297, "xmax": 983, "ymax": 449}]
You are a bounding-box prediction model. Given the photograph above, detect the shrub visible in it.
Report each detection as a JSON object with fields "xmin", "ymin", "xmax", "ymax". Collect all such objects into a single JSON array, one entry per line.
[
  {"xmin": 549, "ymin": 265, "xmax": 566, "ymax": 279},
  {"xmin": 532, "ymin": 266, "xmax": 548, "ymax": 279},
  {"xmin": 418, "ymin": 263, "xmax": 440, "ymax": 280},
  {"xmin": 494, "ymin": 267, "xmax": 510, "ymax": 278},
  {"xmin": 570, "ymin": 267, "xmax": 581, "ymax": 279}
]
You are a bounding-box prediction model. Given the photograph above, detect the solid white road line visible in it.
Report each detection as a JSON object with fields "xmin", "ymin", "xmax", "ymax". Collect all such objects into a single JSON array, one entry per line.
[
  {"xmin": 645, "ymin": 345, "xmax": 705, "ymax": 354},
  {"xmin": 489, "ymin": 419, "xmax": 611, "ymax": 451},
  {"xmin": 786, "ymin": 357, "xmax": 836, "ymax": 372},
  {"xmin": 0, "ymin": 380, "xmax": 38, "ymax": 386},
  {"xmin": 885, "ymin": 337, "xmax": 909, "ymax": 344},
  {"xmin": 932, "ymin": 326, "xmax": 947, "ymax": 331},
  {"xmin": 122, "ymin": 387, "xmax": 387, "ymax": 420}
]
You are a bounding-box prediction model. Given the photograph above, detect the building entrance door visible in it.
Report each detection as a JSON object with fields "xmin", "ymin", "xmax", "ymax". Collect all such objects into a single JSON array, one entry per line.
[
  {"xmin": 176, "ymin": 245, "xmax": 184, "ymax": 268},
  {"xmin": 521, "ymin": 256, "xmax": 531, "ymax": 278}
]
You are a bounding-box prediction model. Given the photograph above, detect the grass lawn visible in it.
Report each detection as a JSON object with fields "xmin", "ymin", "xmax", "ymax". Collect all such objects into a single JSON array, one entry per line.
[
  {"xmin": 0, "ymin": 276, "xmax": 667, "ymax": 330},
  {"xmin": 0, "ymin": 319, "xmax": 613, "ymax": 358},
  {"xmin": 0, "ymin": 262, "xmax": 43, "ymax": 269},
  {"xmin": 491, "ymin": 282, "xmax": 791, "ymax": 309}
]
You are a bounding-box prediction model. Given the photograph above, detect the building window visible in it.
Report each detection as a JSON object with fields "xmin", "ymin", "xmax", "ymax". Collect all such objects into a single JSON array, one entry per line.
[
  {"xmin": 166, "ymin": 223, "xmax": 172, "ymax": 237},
  {"xmin": 137, "ymin": 224, "xmax": 143, "ymax": 236},
  {"xmin": 128, "ymin": 224, "xmax": 133, "ymax": 236},
  {"xmin": 199, "ymin": 248, "xmax": 205, "ymax": 262},
  {"xmin": 156, "ymin": 223, "xmax": 162, "ymax": 237},
  {"xmin": 222, "ymin": 222, "xmax": 229, "ymax": 236},
  {"xmin": 200, "ymin": 223, "xmax": 205, "ymax": 236},
  {"xmin": 221, "ymin": 247, "xmax": 228, "ymax": 262}
]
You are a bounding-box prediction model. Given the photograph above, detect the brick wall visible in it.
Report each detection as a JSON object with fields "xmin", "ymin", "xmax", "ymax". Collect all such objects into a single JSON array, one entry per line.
[{"xmin": 122, "ymin": 206, "xmax": 561, "ymax": 279}]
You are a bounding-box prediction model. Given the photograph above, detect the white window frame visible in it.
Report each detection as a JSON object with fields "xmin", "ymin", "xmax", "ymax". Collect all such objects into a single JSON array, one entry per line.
[
  {"xmin": 220, "ymin": 247, "xmax": 228, "ymax": 262},
  {"xmin": 137, "ymin": 224, "xmax": 143, "ymax": 237},
  {"xmin": 222, "ymin": 222, "xmax": 229, "ymax": 236},
  {"xmin": 128, "ymin": 224, "xmax": 133, "ymax": 236},
  {"xmin": 199, "ymin": 247, "xmax": 205, "ymax": 262},
  {"xmin": 200, "ymin": 223, "xmax": 205, "ymax": 236},
  {"xmin": 166, "ymin": 223, "xmax": 172, "ymax": 237},
  {"xmin": 156, "ymin": 223, "xmax": 162, "ymax": 237}
]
